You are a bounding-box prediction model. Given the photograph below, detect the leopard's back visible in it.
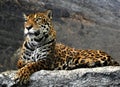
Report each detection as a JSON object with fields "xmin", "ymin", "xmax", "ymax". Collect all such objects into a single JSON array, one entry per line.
[{"xmin": 52, "ymin": 43, "xmax": 119, "ymax": 70}]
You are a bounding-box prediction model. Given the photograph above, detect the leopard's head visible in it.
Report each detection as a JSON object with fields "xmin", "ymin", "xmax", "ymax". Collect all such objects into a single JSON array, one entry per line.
[{"xmin": 23, "ymin": 10, "xmax": 55, "ymax": 39}]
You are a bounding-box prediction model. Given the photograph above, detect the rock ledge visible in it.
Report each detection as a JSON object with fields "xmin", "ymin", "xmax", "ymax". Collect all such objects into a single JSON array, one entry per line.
[{"xmin": 0, "ymin": 66, "xmax": 120, "ymax": 87}]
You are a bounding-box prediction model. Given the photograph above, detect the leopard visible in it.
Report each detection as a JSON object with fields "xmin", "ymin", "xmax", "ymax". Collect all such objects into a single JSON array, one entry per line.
[{"xmin": 14, "ymin": 10, "xmax": 119, "ymax": 84}]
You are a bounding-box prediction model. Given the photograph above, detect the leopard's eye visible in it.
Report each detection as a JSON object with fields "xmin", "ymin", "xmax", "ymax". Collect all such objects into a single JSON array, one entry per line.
[{"xmin": 35, "ymin": 17, "xmax": 41, "ymax": 23}]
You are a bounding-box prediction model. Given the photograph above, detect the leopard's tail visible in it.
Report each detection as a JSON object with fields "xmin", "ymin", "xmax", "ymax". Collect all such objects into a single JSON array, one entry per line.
[{"xmin": 110, "ymin": 60, "xmax": 119, "ymax": 66}]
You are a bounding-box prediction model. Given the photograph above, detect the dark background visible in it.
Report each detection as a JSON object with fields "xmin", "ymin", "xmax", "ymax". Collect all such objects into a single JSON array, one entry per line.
[{"xmin": 0, "ymin": 0, "xmax": 120, "ymax": 72}]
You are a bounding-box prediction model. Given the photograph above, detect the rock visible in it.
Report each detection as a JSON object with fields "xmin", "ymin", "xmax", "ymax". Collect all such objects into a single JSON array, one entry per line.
[
  {"xmin": 0, "ymin": 66, "xmax": 120, "ymax": 87},
  {"xmin": 0, "ymin": 0, "xmax": 120, "ymax": 73},
  {"xmin": 0, "ymin": 71, "xmax": 16, "ymax": 87}
]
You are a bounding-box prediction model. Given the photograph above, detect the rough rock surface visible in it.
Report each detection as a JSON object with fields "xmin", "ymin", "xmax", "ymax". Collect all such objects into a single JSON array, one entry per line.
[
  {"xmin": 0, "ymin": 0, "xmax": 120, "ymax": 72},
  {"xmin": 0, "ymin": 66, "xmax": 120, "ymax": 87}
]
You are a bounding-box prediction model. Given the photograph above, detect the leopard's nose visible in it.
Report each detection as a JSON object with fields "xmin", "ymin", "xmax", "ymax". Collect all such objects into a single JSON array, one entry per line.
[{"xmin": 26, "ymin": 25, "xmax": 33, "ymax": 30}]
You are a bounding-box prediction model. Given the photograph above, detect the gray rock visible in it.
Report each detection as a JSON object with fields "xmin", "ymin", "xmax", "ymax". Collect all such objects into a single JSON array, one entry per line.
[
  {"xmin": 0, "ymin": 66, "xmax": 120, "ymax": 87},
  {"xmin": 0, "ymin": 0, "xmax": 120, "ymax": 72},
  {"xmin": 0, "ymin": 71, "xmax": 16, "ymax": 87}
]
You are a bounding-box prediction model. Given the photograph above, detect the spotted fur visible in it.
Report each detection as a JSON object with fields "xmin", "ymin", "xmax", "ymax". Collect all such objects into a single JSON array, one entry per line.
[{"xmin": 14, "ymin": 10, "xmax": 119, "ymax": 84}]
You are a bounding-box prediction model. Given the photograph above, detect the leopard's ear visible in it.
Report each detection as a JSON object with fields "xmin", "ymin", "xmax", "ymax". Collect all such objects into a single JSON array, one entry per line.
[
  {"xmin": 22, "ymin": 13, "xmax": 27, "ymax": 20},
  {"xmin": 46, "ymin": 10, "xmax": 52, "ymax": 19}
]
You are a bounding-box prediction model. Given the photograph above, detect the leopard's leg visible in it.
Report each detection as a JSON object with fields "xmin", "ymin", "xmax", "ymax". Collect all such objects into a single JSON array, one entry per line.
[
  {"xmin": 17, "ymin": 59, "xmax": 27, "ymax": 69},
  {"xmin": 14, "ymin": 60, "xmax": 47, "ymax": 84}
]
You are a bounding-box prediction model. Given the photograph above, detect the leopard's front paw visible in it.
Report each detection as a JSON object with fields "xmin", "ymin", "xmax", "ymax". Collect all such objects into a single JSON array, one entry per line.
[{"xmin": 13, "ymin": 68, "xmax": 30, "ymax": 85}]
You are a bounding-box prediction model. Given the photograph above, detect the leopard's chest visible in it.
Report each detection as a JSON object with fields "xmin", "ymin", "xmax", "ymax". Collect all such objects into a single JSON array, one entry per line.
[
  {"xmin": 30, "ymin": 47, "xmax": 49, "ymax": 61},
  {"xmin": 23, "ymin": 44, "xmax": 51, "ymax": 62}
]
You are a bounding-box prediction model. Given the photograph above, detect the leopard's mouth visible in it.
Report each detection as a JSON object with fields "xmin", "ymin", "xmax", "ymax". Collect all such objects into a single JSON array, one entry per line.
[
  {"xmin": 24, "ymin": 27, "xmax": 39, "ymax": 35},
  {"xmin": 24, "ymin": 29, "xmax": 40, "ymax": 37}
]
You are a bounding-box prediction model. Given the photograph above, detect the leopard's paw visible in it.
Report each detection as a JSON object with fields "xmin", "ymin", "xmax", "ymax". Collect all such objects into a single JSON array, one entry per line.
[{"xmin": 12, "ymin": 68, "xmax": 30, "ymax": 85}]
